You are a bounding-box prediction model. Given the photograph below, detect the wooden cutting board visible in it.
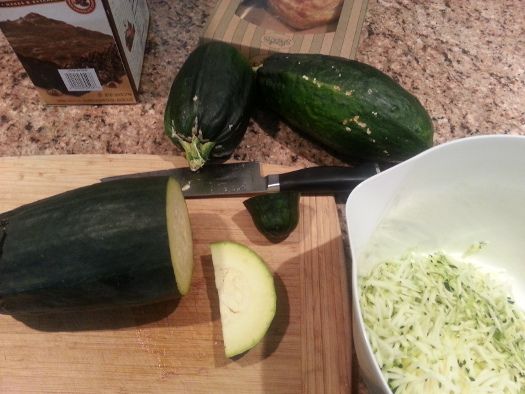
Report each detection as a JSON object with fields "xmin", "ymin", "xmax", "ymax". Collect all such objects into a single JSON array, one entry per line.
[{"xmin": 0, "ymin": 155, "xmax": 355, "ymax": 394}]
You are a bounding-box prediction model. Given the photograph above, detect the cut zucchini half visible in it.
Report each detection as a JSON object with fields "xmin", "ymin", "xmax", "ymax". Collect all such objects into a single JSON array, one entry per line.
[
  {"xmin": 0, "ymin": 176, "xmax": 194, "ymax": 314},
  {"xmin": 210, "ymin": 241, "xmax": 276, "ymax": 358}
]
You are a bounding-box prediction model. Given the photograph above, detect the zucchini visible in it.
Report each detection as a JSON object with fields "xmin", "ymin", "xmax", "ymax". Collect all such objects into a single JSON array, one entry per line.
[
  {"xmin": 0, "ymin": 177, "xmax": 193, "ymax": 314},
  {"xmin": 211, "ymin": 241, "xmax": 276, "ymax": 357},
  {"xmin": 244, "ymin": 192, "xmax": 300, "ymax": 243},
  {"xmin": 164, "ymin": 42, "xmax": 255, "ymax": 171},
  {"xmin": 256, "ymin": 53, "xmax": 434, "ymax": 162}
]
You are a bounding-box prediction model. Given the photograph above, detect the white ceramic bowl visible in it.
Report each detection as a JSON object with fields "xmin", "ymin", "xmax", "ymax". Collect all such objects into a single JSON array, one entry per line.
[{"xmin": 346, "ymin": 135, "xmax": 525, "ymax": 393}]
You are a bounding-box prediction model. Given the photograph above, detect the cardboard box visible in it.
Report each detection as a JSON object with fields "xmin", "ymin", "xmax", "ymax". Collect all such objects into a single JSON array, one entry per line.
[
  {"xmin": 201, "ymin": 0, "xmax": 368, "ymax": 66},
  {"xmin": 0, "ymin": 0, "xmax": 149, "ymax": 105}
]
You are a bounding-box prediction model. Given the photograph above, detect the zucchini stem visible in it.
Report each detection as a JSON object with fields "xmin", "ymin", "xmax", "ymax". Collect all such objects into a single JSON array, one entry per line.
[
  {"xmin": 169, "ymin": 117, "xmax": 215, "ymax": 171},
  {"xmin": 177, "ymin": 136, "xmax": 215, "ymax": 172}
]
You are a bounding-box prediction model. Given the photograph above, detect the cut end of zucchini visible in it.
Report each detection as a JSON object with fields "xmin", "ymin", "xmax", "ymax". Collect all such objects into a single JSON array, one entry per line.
[
  {"xmin": 243, "ymin": 192, "xmax": 300, "ymax": 243},
  {"xmin": 166, "ymin": 177, "xmax": 194, "ymax": 296},
  {"xmin": 210, "ymin": 241, "xmax": 276, "ymax": 358}
]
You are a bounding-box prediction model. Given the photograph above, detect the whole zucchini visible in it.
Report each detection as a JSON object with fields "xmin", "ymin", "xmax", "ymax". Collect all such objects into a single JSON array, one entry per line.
[
  {"xmin": 0, "ymin": 177, "xmax": 193, "ymax": 314},
  {"xmin": 164, "ymin": 42, "xmax": 255, "ymax": 171},
  {"xmin": 256, "ymin": 53, "xmax": 434, "ymax": 162}
]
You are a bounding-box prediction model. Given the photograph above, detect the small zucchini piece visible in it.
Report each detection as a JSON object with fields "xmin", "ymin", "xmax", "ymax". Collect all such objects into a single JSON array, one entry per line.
[
  {"xmin": 211, "ymin": 241, "xmax": 276, "ymax": 358},
  {"xmin": 244, "ymin": 192, "xmax": 300, "ymax": 243},
  {"xmin": 164, "ymin": 41, "xmax": 255, "ymax": 171},
  {"xmin": 0, "ymin": 177, "xmax": 193, "ymax": 314}
]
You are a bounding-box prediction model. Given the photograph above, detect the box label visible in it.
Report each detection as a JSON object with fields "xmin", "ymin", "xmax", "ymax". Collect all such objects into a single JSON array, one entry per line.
[{"xmin": 58, "ymin": 68, "xmax": 103, "ymax": 92}]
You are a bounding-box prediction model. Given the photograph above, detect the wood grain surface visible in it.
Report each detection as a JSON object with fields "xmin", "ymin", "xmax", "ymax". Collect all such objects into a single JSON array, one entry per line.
[{"xmin": 0, "ymin": 154, "xmax": 355, "ymax": 393}]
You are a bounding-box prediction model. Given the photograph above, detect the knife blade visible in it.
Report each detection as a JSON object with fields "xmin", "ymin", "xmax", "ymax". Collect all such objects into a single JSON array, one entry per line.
[{"xmin": 100, "ymin": 162, "xmax": 380, "ymax": 198}]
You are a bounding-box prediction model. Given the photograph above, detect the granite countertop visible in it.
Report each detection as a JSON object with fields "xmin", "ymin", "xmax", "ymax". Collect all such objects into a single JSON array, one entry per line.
[
  {"xmin": 0, "ymin": 0, "xmax": 524, "ymax": 392},
  {"xmin": 1, "ymin": 0, "xmax": 523, "ymax": 161}
]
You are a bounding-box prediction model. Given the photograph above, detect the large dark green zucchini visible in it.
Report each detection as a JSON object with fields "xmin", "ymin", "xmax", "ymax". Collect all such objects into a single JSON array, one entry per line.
[
  {"xmin": 0, "ymin": 177, "xmax": 193, "ymax": 314},
  {"xmin": 256, "ymin": 53, "xmax": 434, "ymax": 162},
  {"xmin": 164, "ymin": 41, "xmax": 255, "ymax": 171}
]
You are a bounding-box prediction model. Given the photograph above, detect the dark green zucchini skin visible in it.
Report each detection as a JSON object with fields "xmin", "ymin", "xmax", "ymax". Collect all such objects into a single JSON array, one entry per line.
[
  {"xmin": 0, "ymin": 177, "xmax": 179, "ymax": 314},
  {"xmin": 256, "ymin": 53, "xmax": 434, "ymax": 162},
  {"xmin": 164, "ymin": 41, "xmax": 255, "ymax": 171},
  {"xmin": 244, "ymin": 192, "xmax": 300, "ymax": 243}
]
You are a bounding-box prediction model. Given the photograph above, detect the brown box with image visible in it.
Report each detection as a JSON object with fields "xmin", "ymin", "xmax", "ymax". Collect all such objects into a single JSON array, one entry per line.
[
  {"xmin": 0, "ymin": 0, "xmax": 149, "ymax": 105},
  {"xmin": 201, "ymin": 0, "xmax": 368, "ymax": 66}
]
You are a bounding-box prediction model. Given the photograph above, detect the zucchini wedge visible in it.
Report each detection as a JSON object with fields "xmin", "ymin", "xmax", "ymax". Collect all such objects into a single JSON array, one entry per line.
[{"xmin": 211, "ymin": 241, "xmax": 276, "ymax": 357}]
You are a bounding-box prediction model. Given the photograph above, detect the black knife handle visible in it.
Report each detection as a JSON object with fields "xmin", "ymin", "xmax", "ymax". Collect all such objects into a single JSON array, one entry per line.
[{"xmin": 272, "ymin": 163, "xmax": 379, "ymax": 194}]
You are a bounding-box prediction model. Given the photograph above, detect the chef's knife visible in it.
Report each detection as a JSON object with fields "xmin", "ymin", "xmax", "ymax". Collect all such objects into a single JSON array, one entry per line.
[{"xmin": 100, "ymin": 162, "xmax": 380, "ymax": 198}]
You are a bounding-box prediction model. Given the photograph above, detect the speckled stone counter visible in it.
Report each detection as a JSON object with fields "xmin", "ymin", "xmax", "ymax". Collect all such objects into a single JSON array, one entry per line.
[
  {"xmin": 0, "ymin": 1, "xmax": 524, "ymax": 392},
  {"xmin": 1, "ymin": 0, "xmax": 523, "ymax": 162}
]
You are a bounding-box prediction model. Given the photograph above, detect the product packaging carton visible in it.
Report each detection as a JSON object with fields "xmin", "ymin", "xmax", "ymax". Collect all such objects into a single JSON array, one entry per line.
[
  {"xmin": 201, "ymin": 0, "xmax": 368, "ymax": 65},
  {"xmin": 0, "ymin": 0, "xmax": 149, "ymax": 105}
]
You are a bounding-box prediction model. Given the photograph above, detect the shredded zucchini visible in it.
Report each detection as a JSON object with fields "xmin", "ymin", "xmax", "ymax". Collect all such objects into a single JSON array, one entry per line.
[{"xmin": 359, "ymin": 252, "xmax": 525, "ymax": 394}]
